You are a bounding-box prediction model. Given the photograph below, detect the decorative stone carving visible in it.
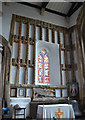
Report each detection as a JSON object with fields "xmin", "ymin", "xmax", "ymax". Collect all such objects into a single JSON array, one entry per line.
[{"xmin": 33, "ymin": 88, "xmax": 55, "ymax": 98}]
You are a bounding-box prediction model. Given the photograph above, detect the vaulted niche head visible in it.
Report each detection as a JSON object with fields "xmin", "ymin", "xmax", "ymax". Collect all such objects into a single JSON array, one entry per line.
[{"xmin": 35, "ymin": 41, "xmax": 61, "ymax": 86}]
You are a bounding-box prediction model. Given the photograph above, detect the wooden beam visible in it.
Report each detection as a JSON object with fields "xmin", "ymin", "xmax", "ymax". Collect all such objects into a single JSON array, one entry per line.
[
  {"xmin": 52, "ymin": 29, "xmax": 55, "ymax": 43},
  {"xmin": 63, "ymin": 31, "xmax": 69, "ymax": 85},
  {"xmin": 25, "ymin": 23, "xmax": 30, "ymax": 84},
  {"xmin": 0, "ymin": 11, "xmax": 3, "ymax": 16},
  {"xmin": 40, "ymin": 2, "xmax": 49, "ymax": 15},
  {"xmin": 67, "ymin": 2, "xmax": 83, "ymax": 17},
  {"xmin": 40, "ymin": 22, "xmax": 43, "ymax": 40},
  {"xmin": 47, "ymin": 25, "xmax": 49, "ymax": 42},
  {"xmin": 69, "ymin": 32, "xmax": 75, "ymax": 82},
  {"xmin": 45, "ymin": 8, "xmax": 67, "ymax": 17},
  {"xmin": 18, "ymin": 2, "xmax": 41, "ymax": 10},
  {"xmin": 41, "ymin": 2, "xmax": 49, "ymax": 8},
  {"xmin": 33, "ymin": 23, "xmax": 36, "ymax": 84},
  {"xmin": 67, "ymin": 2, "xmax": 76, "ymax": 17},
  {"xmin": 18, "ymin": 2, "xmax": 67, "ymax": 17},
  {"xmin": 10, "ymin": 84, "xmax": 67, "ymax": 89},
  {"xmin": 9, "ymin": 14, "xmax": 16, "ymax": 45},
  {"xmin": 58, "ymin": 31, "xmax": 63, "ymax": 97},
  {"xmin": 16, "ymin": 22, "xmax": 22, "ymax": 84}
]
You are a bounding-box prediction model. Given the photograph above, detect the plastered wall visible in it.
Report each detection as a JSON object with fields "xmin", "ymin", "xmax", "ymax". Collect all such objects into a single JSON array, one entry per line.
[{"xmin": 2, "ymin": 2, "xmax": 68, "ymax": 41}]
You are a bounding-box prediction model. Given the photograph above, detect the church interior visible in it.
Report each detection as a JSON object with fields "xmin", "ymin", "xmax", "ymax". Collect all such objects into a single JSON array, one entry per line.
[{"xmin": 0, "ymin": 1, "xmax": 85, "ymax": 119}]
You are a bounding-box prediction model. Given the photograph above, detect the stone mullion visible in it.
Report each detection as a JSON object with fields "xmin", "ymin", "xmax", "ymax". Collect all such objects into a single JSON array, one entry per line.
[{"xmin": 25, "ymin": 23, "xmax": 30, "ymax": 84}]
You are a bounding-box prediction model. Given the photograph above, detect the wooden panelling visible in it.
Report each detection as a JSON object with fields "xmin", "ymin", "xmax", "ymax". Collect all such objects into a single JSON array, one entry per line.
[{"xmin": 9, "ymin": 14, "xmax": 74, "ymax": 99}]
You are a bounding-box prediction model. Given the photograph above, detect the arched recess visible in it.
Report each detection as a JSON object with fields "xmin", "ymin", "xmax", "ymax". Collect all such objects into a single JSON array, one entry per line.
[
  {"xmin": 76, "ymin": 2, "xmax": 85, "ymax": 100},
  {"xmin": 0, "ymin": 35, "xmax": 12, "ymax": 110}
]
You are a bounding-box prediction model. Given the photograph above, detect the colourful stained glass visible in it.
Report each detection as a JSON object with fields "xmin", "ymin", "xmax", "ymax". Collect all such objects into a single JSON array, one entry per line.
[
  {"xmin": 44, "ymin": 55, "xmax": 49, "ymax": 84},
  {"xmin": 41, "ymin": 50, "xmax": 46, "ymax": 55},
  {"xmin": 38, "ymin": 69, "xmax": 43, "ymax": 76},
  {"xmin": 44, "ymin": 77, "xmax": 49, "ymax": 83},
  {"xmin": 38, "ymin": 63, "xmax": 43, "ymax": 68},
  {"xmin": 44, "ymin": 63, "xmax": 49, "ymax": 69},
  {"xmin": 38, "ymin": 50, "xmax": 49, "ymax": 84},
  {"xmin": 45, "ymin": 70, "xmax": 49, "ymax": 76},
  {"xmin": 44, "ymin": 55, "xmax": 49, "ymax": 62},
  {"xmin": 38, "ymin": 54, "xmax": 43, "ymax": 62},
  {"xmin": 38, "ymin": 54, "xmax": 43, "ymax": 83},
  {"xmin": 38, "ymin": 76, "xmax": 43, "ymax": 83}
]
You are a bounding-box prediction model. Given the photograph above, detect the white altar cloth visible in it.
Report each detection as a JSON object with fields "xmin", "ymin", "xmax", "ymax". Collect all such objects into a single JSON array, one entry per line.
[{"xmin": 37, "ymin": 104, "xmax": 75, "ymax": 119}]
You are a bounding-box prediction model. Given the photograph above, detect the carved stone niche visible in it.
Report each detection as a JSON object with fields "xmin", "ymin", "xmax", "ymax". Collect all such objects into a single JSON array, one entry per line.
[{"xmin": 0, "ymin": 35, "xmax": 12, "ymax": 109}]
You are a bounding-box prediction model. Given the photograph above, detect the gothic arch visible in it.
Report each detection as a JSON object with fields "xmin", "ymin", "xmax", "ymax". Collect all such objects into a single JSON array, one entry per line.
[{"xmin": 0, "ymin": 34, "xmax": 12, "ymax": 107}]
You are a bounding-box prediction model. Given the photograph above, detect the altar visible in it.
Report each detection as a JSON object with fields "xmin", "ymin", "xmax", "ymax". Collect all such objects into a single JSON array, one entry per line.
[{"xmin": 37, "ymin": 104, "xmax": 75, "ymax": 119}]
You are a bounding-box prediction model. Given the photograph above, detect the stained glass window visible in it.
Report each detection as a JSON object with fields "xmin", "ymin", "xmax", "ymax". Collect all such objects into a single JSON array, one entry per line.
[{"xmin": 38, "ymin": 50, "xmax": 49, "ymax": 84}]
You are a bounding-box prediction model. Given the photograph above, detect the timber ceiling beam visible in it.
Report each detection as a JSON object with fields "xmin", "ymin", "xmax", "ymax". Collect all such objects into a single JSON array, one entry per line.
[
  {"xmin": 40, "ymin": 2, "xmax": 49, "ymax": 16},
  {"xmin": 18, "ymin": 2, "xmax": 41, "ymax": 10},
  {"xmin": 67, "ymin": 2, "xmax": 76, "ymax": 17},
  {"xmin": 67, "ymin": 2, "xmax": 83, "ymax": 17}
]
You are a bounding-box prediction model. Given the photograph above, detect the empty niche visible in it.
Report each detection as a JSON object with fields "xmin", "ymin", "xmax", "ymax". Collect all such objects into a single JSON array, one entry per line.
[
  {"xmin": 22, "ymin": 23, "xmax": 27, "ymax": 39},
  {"xmin": 19, "ymin": 67, "xmax": 25, "ymax": 84},
  {"xmin": 27, "ymin": 88, "xmax": 32, "ymax": 97},
  {"xmin": 56, "ymin": 89, "xmax": 61, "ymax": 97},
  {"xmin": 67, "ymin": 51, "xmax": 71, "ymax": 64},
  {"xmin": 42, "ymin": 28, "xmax": 47, "ymax": 41},
  {"xmin": 73, "ymin": 50, "xmax": 77, "ymax": 64},
  {"xmin": 20, "ymin": 43, "xmax": 26, "ymax": 60},
  {"xmin": 29, "ymin": 25, "xmax": 34, "ymax": 40},
  {"xmin": 11, "ymin": 66, "xmax": 17, "ymax": 84},
  {"xmin": 12, "ymin": 42, "xmax": 18, "ymax": 59},
  {"xmin": 62, "ymin": 71, "xmax": 66, "ymax": 85},
  {"xmin": 61, "ymin": 51, "xmax": 65, "ymax": 64},
  {"xmin": 49, "ymin": 29, "xmax": 52, "ymax": 43},
  {"xmin": 28, "ymin": 68, "xmax": 33, "ymax": 84},
  {"xmin": 55, "ymin": 31, "xmax": 58, "ymax": 44},
  {"xmin": 18, "ymin": 88, "xmax": 25, "ymax": 97},
  {"xmin": 65, "ymin": 34, "xmax": 69, "ymax": 45},
  {"xmin": 36, "ymin": 26, "xmax": 40, "ymax": 40},
  {"xmin": 14, "ymin": 22, "xmax": 20, "ymax": 36},
  {"xmin": 29, "ymin": 45, "xmax": 33, "ymax": 63},
  {"xmin": 62, "ymin": 89, "xmax": 67, "ymax": 97},
  {"xmin": 60, "ymin": 32, "xmax": 64, "ymax": 46},
  {"xmin": 72, "ymin": 32, "xmax": 75, "ymax": 45}
]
